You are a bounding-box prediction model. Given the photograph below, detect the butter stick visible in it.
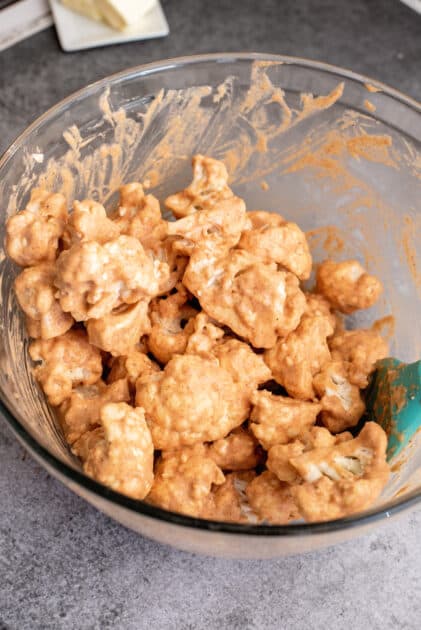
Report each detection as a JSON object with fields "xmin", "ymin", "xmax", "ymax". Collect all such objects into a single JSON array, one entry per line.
[{"xmin": 61, "ymin": 0, "xmax": 157, "ymax": 30}]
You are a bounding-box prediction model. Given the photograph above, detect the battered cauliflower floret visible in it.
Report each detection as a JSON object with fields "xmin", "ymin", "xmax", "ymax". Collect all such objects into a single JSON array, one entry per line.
[
  {"xmin": 107, "ymin": 346, "xmax": 160, "ymax": 388},
  {"xmin": 313, "ymin": 361, "xmax": 365, "ymax": 433},
  {"xmin": 304, "ymin": 292, "xmax": 340, "ymax": 331},
  {"xmin": 184, "ymin": 312, "xmax": 225, "ymax": 356},
  {"xmin": 167, "ymin": 199, "xmax": 246, "ymax": 255},
  {"xmin": 246, "ymin": 471, "xmax": 300, "ymax": 524},
  {"xmin": 183, "ymin": 249, "xmax": 306, "ymax": 349},
  {"xmin": 213, "ymin": 339, "xmax": 272, "ymax": 391},
  {"xmin": 239, "ymin": 211, "xmax": 312, "ymax": 280},
  {"xmin": 250, "ymin": 390, "xmax": 322, "ymax": 449},
  {"xmin": 65, "ymin": 200, "xmax": 119, "ymax": 245},
  {"xmin": 55, "ymin": 235, "xmax": 159, "ymax": 321},
  {"xmin": 289, "ymin": 422, "xmax": 390, "ymax": 521},
  {"xmin": 86, "ymin": 300, "xmax": 151, "ymax": 356},
  {"xmin": 165, "ymin": 154, "xmax": 238, "ymax": 218},
  {"xmin": 147, "ymin": 237, "xmax": 189, "ymax": 296},
  {"xmin": 316, "ymin": 259, "xmax": 383, "ymax": 314},
  {"xmin": 264, "ymin": 314, "xmax": 334, "ymax": 400},
  {"xmin": 147, "ymin": 288, "xmax": 198, "ymax": 364},
  {"xmin": 112, "ymin": 183, "xmax": 165, "ymax": 248},
  {"xmin": 81, "ymin": 403, "xmax": 154, "ymax": 500},
  {"xmin": 29, "ymin": 329, "xmax": 102, "ymax": 406},
  {"xmin": 329, "ymin": 328, "xmax": 389, "ymax": 388},
  {"xmin": 207, "ymin": 427, "xmax": 262, "ymax": 471},
  {"xmin": 5, "ymin": 189, "xmax": 68, "ymax": 267},
  {"xmin": 203, "ymin": 471, "xmax": 258, "ymax": 523},
  {"xmin": 14, "ymin": 264, "xmax": 73, "ymax": 339},
  {"xmin": 59, "ymin": 378, "xmax": 130, "ymax": 445},
  {"xmin": 267, "ymin": 426, "xmax": 343, "ymax": 484},
  {"xmin": 147, "ymin": 445, "xmax": 225, "ymax": 517},
  {"xmin": 135, "ymin": 354, "xmax": 249, "ymax": 449}
]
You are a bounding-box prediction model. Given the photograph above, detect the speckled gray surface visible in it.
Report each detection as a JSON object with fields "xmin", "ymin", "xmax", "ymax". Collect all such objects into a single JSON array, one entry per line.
[{"xmin": 1, "ymin": 1, "xmax": 421, "ymax": 628}]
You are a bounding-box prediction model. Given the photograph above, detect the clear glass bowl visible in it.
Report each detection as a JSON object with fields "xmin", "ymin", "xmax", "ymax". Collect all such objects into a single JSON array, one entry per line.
[{"xmin": 1, "ymin": 53, "xmax": 420, "ymax": 558}]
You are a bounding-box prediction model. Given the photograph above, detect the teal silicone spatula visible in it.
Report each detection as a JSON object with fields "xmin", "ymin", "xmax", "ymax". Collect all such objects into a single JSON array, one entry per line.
[{"xmin": 366, "ymin": 358, "xmax": 421, "ymax": 461}]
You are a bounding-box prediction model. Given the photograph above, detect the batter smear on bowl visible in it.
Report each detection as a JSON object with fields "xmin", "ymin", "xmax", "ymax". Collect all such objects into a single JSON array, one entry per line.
[{"xmin": 5, "ymin": 154, "xmax": 391, "ymax": 523}]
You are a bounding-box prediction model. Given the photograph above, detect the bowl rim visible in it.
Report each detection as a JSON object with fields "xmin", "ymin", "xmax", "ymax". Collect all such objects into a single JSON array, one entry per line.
[{"xmin": 1, "ymin": 51, "xmax": 420, "ymax": 537}]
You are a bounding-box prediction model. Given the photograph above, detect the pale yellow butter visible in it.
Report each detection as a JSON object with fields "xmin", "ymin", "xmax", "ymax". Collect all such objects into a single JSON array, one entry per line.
[{"xmin": 61, "ymin": 0, "xmax": 157, "ymax": 30}]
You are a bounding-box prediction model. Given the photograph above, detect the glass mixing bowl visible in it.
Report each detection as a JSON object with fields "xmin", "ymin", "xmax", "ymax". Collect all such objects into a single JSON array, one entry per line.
[{"xmin": 0, "ymin": 54, "xmax": 420, "ymax": 558}]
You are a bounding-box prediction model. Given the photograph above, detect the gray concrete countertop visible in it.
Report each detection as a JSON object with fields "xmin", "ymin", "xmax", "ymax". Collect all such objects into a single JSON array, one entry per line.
[{"xmin": 1, "ymin": 1, "xmax": 420, "ymax": 628}]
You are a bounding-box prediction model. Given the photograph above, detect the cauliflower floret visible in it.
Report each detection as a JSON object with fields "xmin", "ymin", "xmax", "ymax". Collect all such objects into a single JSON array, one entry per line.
[
  {"xmin": 5, "ymin": 189, "xmax": 68, "ymax": 267},
  {"xmin": 14, "ymin": 264, "xmax": 73, "ymax": 339},
  {"xmin": 316, "ymin": 259, "xmax": 383, "ymax": 314},
  {"xmin": 267, "ymin": 426, "xmax": 342, "ymax": 484},
  {"xmin": 239, "ymin": 211, "xmax": 312, "ymax": 280},
  {"xmin": 136, "ymin": 354, "xmax": 249, "ymax": 449},
  {"xmin": 250, "ymin": 390, "xmax": 321, "ymax": 449},
  {"xmin": 29, "ymin": 329, "xmax": 102, "ymax": 406},
  {"xmin": 65, "ymin": 199, "xmax": 119, "ymax": 245},
  {"xmin": 147, "ymin": 287, "xmax": 198, "ymax": 364},
  {"xmin": 213, "ymin": 339, "xmax": 271, "ymax": 391},
  {"xmin": 313, "ymin": 361, "xmax": 366, "ymax": 433},
  {"xmin": 304, "ymin": 292, "xmax": 341, "ymax": 331},
  {"xmin": 183, "ymin": 248, "xmax": 306, "ymax": 349},
  {"xmin": 112, "ymin": 183, "xmax": 165, "ymax": 249},
  {"xmin": 207, "ymin": 427, "xmax": 262, "ymax": 471},
  {"xmin": 86, "ymin": 300, "xmax": 151, "ymax": 356},
  {"xmin": 264, "ymin": 314, "xmax": 334, "ymax": 399},
  {"xmin": 289, "ymin": 422, "xmax": 390, "ymax": 521},
  {"xmin": 329, "ymin": 328, "xmax": 389, "ymax": 388},
  {"xmin": 165, "ymin": 154, "xmax": 238, "ymax": 218},
  {"xmin": 246, "ymin": 471, "xmax": 300, "ymax": 524},
  {"xmin": 147, "ymin": 445, "xmax": 225, "ymax": 517},
  {"xmin": 184, "ymin": 312, "xmax": 225, "ymax": 356},
  {"xmin": 80, "ymin": 403, "xmax": 154, "ymax": 500},
  {"xmin": 203, "ymin": 471, "xmax": 258, "ymax": 523},
  {"xmin": 59, "ymin": 378, "xmax": 130, "ymax": 445},
  {"xmin": 167, "ymin": 199, "xmax": 246, "ymax": 255},
  {"xmin": 55, "ymin": 235, "xmax": 159, "ymax": 321},
  {"xmin": 107, "ymin": 346, "xmax": 160, "ymax": 388}
]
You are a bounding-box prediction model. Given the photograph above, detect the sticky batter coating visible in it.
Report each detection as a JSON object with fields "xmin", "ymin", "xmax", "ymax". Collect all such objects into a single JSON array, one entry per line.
[
  {"xmin": 107, "ymin": 346, "xmax": 160, "ymax": 388},
  {"xmin": 14, "ymin": 264, "xmax": 74, "ymax": 339},
  {"xmin": 147, "ymin": 287, "xmax": 198, "ymax": 364},
  {"xmin": 7, "ymin": 154, "xmax": 393, "ymax": 524},
  {"xmin": 147, "ymin": 445, "xmax": 225, "ymax": 517},
  {"xmin": 59, "ymin": 378, "xmax": 130, "ymax": 445},
  {"xmin": 6, "ymin": 188, "xmax": 68, "ymax": 267},
  {"xmin": 329, "ymin": 328, "xmax": 389, "ymax": 388},
  {"xmin": 250, "ymin": 390, "xmax": 322, "ymax": 450},
  {"xmin": 184, "ymin": 312, "xmax": 225, "ymax": 356},
  {"xmin": 316, "ymin": 259, "xmax": 383, "ymax": 314},
  {"xmin": 267, "ymin": 427, "xmax": 342, "ymax": 484},
  {"xmin": 112, "ymin": 183, "xmax": 165, "ymax": 249},
  {"xmin": 165, "ymin": 154, "xmax": 239, "ymax": 218},
  {"xmin": 136, "ymin": 354, "xmax": 249, "ymax": 450},
  {"xmin": 29, "ymin": 329, "xmax": 103, "ymax": 406},
  {"xmin": 86, "ymin": 299, "xmax": 151, "ymax": 356},
  {"xmin": 246, "ymin": 471, "xmax": 300, "ymax": 524},
  {"xmin": 203, "ymin": 471, "xmax": 258, "ymax": 523},
  {"xmin": 313, "ymin": 361, "xmax": 366, "ymax": 433},
  {"xmin": 65, "ymin": 199, "xmax": 119, "ymax": 245},
  {"xmin": 167, "ymin": 197, "xmax": 246, "ymax": 255},
  {"xmin": 55, "ymin": 235, "xmax": 159, "ymax": 321},
  {"xmin": 264, "ymin": 314, "xmax": 334, "ymax": 400},
  {"xmin": 184, "ymin": 248, "xmax": 306, "ymax": 349},
  {"xmin": 207, "ymin": 427, "xmax": 262, "ymax": 472},
  {"xmin": 289, "ymin": 422, "xmax": 389, "ymax": 522},
  {"xmin": 81, "ymin": 403, "xmax": 154, "ymax": 501},
  {"xmin": 239, "ymin": 211, "xmax": 312, "ymax": 280}
]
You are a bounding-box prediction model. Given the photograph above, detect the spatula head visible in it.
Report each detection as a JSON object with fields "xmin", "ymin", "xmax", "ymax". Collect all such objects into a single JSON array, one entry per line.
[{"xmin": 366, "ymin": 358, "xmax": 421, "ymax": 460}]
